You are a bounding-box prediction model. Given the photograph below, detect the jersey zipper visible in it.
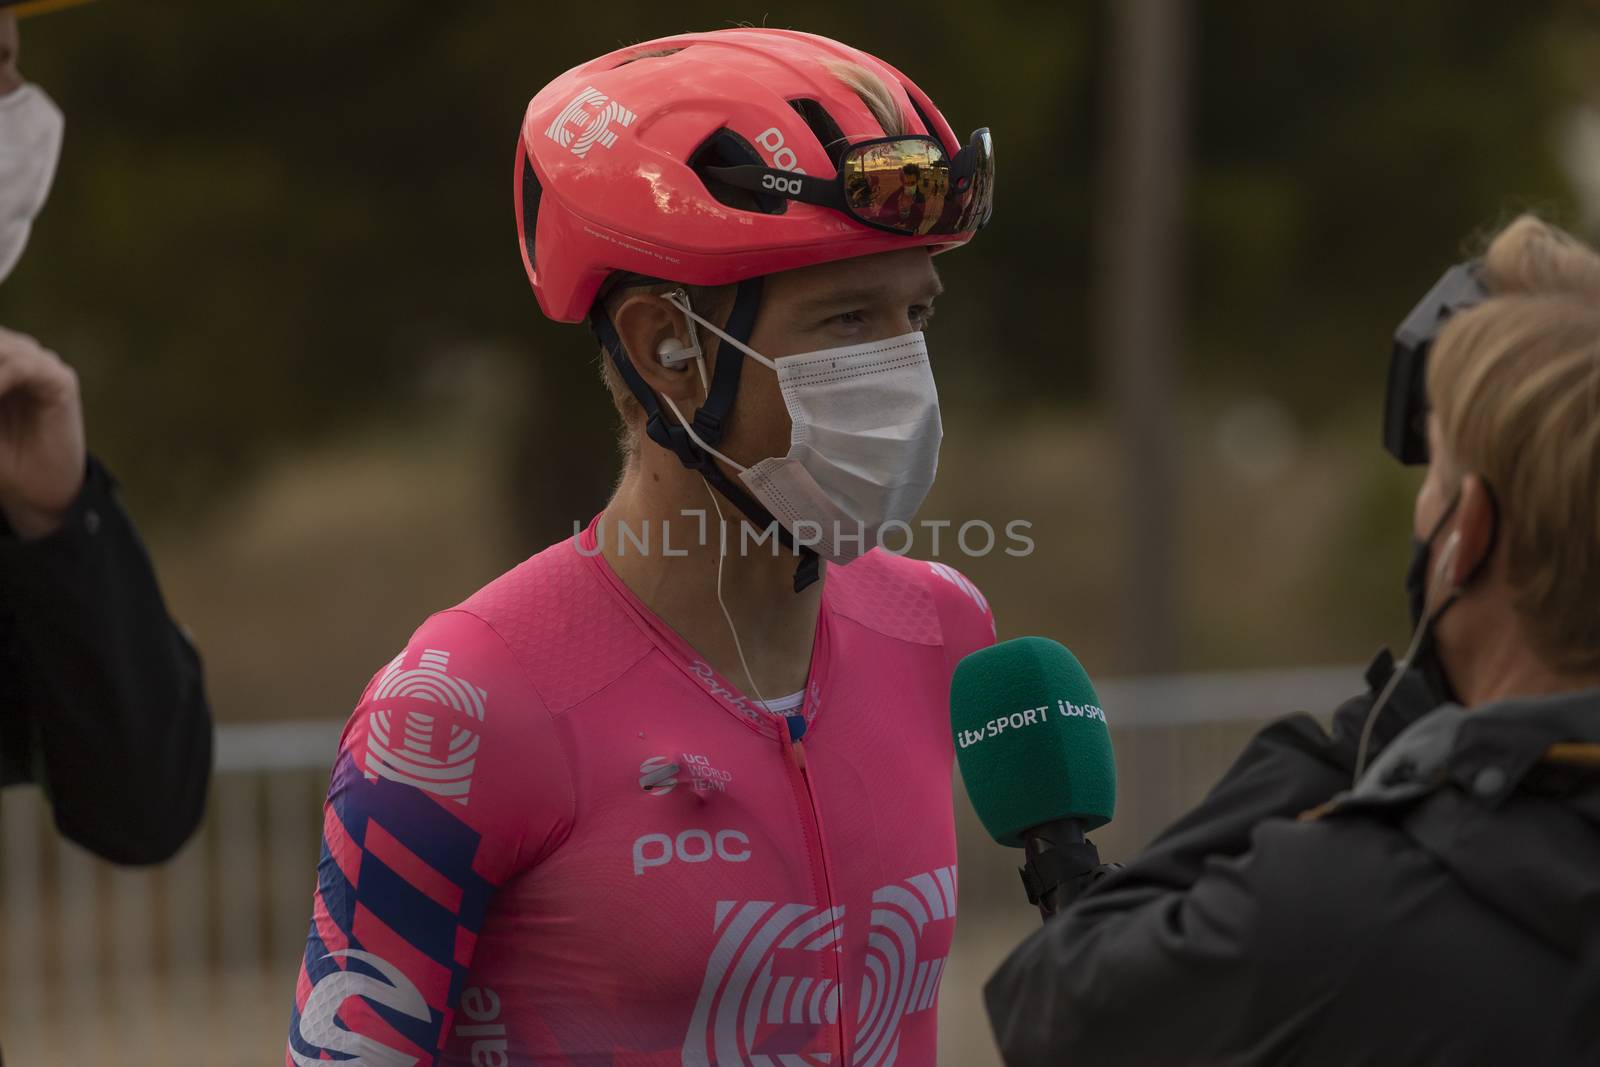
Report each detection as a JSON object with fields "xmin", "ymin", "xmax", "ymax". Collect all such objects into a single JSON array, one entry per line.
[{"xmin": 780, "ymin": 712, "xmax": 851, "ymax": 1063}]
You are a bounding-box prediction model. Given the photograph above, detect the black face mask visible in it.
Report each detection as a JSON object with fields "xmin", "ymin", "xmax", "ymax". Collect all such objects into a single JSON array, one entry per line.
[
  {"xmin": 1404, "ymin": 497, "xmax": 1463, "ymax": 704},
  {"xmin": 1355, "ymin": 491, "xmax": 1491, "ymax": 781},
  {"xmin": 1404, "ymin": 483, "xmax": 1503, "ymax": 704}
]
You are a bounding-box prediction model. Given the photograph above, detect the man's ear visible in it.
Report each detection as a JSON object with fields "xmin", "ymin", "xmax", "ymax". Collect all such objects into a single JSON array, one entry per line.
[
  {"xmin": 1449, "ymin": 473, "xmax": 1498, "ymax": 588},
  {"xmin": 611, "ymin": 293, "xmax": 702, "ymax": 406}
]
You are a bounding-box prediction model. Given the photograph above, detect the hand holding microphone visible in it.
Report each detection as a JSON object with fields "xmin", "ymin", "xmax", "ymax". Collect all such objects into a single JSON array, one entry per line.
[{"xmin": 952, "ymin": 637, "xmax": 1121, "ymax": 920}]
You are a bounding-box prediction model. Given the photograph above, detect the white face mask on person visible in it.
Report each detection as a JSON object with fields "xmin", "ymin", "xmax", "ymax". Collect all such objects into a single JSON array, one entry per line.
[
  {"xmin": 0, "ymin": 83, "xmax": 64, "ymax": 285},
  {"xmin": 659, "ymin": 292, "xmax": 943, "ymax": 564}
]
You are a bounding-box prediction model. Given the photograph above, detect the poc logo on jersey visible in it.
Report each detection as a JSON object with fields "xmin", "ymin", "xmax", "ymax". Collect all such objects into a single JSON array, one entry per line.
[
  {"xmin": 633, "ymin": 828, "xmax": 751, "ymax": 875},
  {"xmin": 545, "ymin": 85, "xmax": 636, "ymax": 157},
  {"xmin": 365, "ymin": 648, "xmax": 487, "ymax": 805}
]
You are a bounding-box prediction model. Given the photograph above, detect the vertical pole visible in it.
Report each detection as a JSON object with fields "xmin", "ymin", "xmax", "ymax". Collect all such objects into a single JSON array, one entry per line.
[{"xmin": 1097, "ymin": 0, "xmax": 1190, "ymax": 672}]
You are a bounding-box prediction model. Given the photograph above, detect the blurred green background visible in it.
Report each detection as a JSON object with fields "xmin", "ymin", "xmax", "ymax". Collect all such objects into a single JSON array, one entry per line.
[
  {"xmin": 6, "ymin": 0, "xmax": 1600, "ymax": 702},
  {"xmin": 4, "ymin": 2, "xmax": 1600, "ymax": 1064},
  {"xmin": 8, "ymin": 0, "xmax": 1600, "ymax": 706}
]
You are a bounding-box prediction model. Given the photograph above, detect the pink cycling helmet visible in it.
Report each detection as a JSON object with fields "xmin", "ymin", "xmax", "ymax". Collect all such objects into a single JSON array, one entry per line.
[{"xmin": 515, "ymin": 28, "xmax": 990, "ymax": 323}]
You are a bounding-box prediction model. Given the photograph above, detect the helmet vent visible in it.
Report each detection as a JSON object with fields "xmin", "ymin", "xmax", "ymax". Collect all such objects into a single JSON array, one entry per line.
[
  {"xmin": 520, "ymin": 153, "xmax": 544, "ymax": 271},
  {"xmin": 689, "ymin": 128, "xmax": 787, "ymax": 215},
  {"xmin": 788, "ymin": 98, "xmax": 849, "ymax": 169},
  {"xmin": 902, "ymin": 85, "xmax": 942, "ymax": 145},
  {"xmin": 614, "ymin": 46, "xmax": 687, "ymax": 68}
]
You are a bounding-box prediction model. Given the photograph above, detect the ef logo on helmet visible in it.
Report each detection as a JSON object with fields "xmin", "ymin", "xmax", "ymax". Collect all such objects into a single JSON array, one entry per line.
[{"xmin": 545, "ymin": 85, "xmax": 637, "ymax": 158}]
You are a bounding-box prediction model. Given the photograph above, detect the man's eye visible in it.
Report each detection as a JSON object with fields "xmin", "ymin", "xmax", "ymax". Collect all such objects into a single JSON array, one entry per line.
[
  {"xmin": 911, "ymin": 304, "xmax": 937, "ymax": 329},
  {"xmin": 828, "ymin": 310, "xmax": 867, "ymax": 326}
]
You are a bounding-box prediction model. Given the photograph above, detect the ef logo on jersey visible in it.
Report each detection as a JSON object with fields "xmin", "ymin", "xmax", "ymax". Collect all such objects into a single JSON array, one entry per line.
[
  {"xmin": 365, "ymin": 648, "xmax": 487, "ymax": 806},
  {"xmin": 684, "ymin": 865, "xmax": 959, "ymax": 1067}
]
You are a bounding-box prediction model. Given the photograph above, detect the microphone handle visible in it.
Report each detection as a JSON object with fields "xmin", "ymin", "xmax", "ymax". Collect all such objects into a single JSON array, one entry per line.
[{"xmin": 1019, "ymin": 818, "xmax": 1113, "ymax": 921}]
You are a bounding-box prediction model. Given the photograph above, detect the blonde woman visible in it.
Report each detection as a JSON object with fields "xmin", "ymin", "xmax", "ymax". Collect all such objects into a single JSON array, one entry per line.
[{"xmin": 987, "ymin": 215, "xmax": 1600, "ymax": 1066}]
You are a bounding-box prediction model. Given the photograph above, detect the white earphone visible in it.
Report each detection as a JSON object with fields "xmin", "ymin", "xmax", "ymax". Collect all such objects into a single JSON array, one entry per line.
[
  {"xmin": 655, "ymin": 288, "xmax": 704, "ymax": 368},
  {"xmin": 656, "ymin": 335, "xmax": 700, "ymax": 365},
  {"xmin": 1432, "ymin": 531, "xmax": 1464, "ymax": 604}
]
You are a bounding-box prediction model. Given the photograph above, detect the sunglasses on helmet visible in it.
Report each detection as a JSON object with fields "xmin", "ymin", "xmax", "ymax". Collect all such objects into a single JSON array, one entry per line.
[{"xmin": 705, "ymin": 127, "xmax": 994, "ymax": 237}]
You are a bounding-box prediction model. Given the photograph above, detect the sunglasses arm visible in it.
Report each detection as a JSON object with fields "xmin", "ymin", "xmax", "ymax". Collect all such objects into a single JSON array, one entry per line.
[{"xmin": 701, "ymin": 164, "xmax": 843, "ymax": 210}]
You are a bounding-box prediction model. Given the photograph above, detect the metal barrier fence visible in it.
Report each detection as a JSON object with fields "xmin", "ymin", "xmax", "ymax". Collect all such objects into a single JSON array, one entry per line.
[{"xmin": 0, "ymin": 665, "xmax": 1365, "ymax": 1067}]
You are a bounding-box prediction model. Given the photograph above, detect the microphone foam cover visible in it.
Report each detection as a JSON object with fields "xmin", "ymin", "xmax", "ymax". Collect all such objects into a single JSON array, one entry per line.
[{"xmin": 951, "ymin": 636, "xmax": 1115, "ymax": 847}]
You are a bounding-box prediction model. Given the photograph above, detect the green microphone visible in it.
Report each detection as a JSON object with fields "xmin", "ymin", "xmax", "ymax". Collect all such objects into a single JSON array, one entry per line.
[{"xmin": 952, "ymin": 636, "xmax": 1118, "ymax": 919}]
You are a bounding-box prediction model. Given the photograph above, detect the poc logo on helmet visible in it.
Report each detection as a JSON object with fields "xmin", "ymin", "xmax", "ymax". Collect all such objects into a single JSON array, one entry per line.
[
  {"xmin": 546, "ymin": 85, "xmax": 637, "ymax": 158},
  {"xmin": 761, "ymin": 173, "xmax": 804, "ymax": 196},
  {"xmin": 633, "ymin": 829, "xmax": 751, "ymax": 875},
  {"xmin": 754, "ymin": 127, "xmax": 808, "ymax": 175}
]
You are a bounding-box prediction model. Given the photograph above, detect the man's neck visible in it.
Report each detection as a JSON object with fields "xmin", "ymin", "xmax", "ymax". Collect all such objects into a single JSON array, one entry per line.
[
  {"xmin": 598, "ymin": 455, "xmax": 824, "ymax": 703},
  {"xmin": 1463, "ymin": 659, "xmax": 1600, "ymax": 709},
  {"xmin": 1453, "ymin": 617, "xmax": 1600, "ymax": 709}
]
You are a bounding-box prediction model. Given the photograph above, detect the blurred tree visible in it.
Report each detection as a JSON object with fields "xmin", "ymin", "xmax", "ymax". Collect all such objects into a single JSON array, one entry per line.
[
  {"xmin": 0, "ymin": 0, "xmax": 1088, "ymax": 547},
  {"xmin": 0, "ymin": 0, "xmax": 1592, "ymax": 559},
  {"xmin": 1186, "ymin": 0, "xmax": 1597, "ymax": 419}
]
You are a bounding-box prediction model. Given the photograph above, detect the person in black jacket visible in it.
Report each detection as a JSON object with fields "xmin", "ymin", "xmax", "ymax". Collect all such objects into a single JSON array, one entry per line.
[
  {"xmin": 0, "ymin": 331, "xmax": 213, "ymax": 864},
  {"xmin": 985, "ymin": 213, "xmax": 1600, "ymax": 1065},
  {"xmin": 0, "ymin": 3, "xmax": 211, "ymax": 864}
]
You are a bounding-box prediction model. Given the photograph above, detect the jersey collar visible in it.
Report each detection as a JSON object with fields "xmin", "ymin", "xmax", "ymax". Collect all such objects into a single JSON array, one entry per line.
[{"xmin": 574, "ymin": 517, "xmax": 833, "ymax": 742}]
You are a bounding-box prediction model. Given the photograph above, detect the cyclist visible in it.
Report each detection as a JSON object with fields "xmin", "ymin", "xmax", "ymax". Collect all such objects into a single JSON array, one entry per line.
[{"xmin": 287, "ymin": 27, "xmax": 995, "ymax": 1066}]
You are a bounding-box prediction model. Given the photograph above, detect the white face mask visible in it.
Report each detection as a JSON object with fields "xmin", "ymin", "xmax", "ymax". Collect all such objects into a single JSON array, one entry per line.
[
  {"xmin": 661, "ymin": 292, "xmax": 943, "ymax": 563},
  {"xmin": 0, "ymin": 84, "xmax": 65, "ymax": 285}
]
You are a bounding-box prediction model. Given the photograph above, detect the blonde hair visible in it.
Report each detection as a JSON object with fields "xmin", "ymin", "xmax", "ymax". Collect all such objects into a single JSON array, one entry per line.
[
  {"xmin": 1427, "ymin": 214, "xmax": 1600, "ymax": 671},
  {"xmin": 594, "ymin": 61, "xmax": 907, "ymax": 461},
  {"xmin": 824, "ymin": 60, "xmax": 907, "ymax": 137}
]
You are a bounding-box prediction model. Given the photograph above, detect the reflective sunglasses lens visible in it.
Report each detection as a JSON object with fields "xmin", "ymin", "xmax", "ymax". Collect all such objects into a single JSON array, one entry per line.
[
  {"xmin": 841, "ymin": 139, "xmax": 952, "ymax": 235},
  {"xmin": 965, "ymin": 128, "xmax": 994, "ymax": 229},
  {"xmin": 841, "ymin": 132, "xmax": 992, "ymax": 236}
]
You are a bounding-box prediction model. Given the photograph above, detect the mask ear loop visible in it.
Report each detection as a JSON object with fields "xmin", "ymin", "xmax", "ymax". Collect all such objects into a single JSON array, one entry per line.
[
  {"xmin": 1352, "ymin": 528, "xmax": 1463, "ymax": 784},
  {"xmin": 663, "ymin": 290, "xmax": 779, "ymax": 372}
]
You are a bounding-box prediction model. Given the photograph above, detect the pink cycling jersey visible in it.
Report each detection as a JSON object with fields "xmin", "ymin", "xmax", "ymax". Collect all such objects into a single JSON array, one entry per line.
[{"xmin": 286, "ymin": 521, "xmax": 995, "ymax": 1066}]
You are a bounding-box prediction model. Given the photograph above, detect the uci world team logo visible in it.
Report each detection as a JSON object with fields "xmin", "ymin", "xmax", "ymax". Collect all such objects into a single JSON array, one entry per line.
[
  {"xmin": 365, "ymin": 648, "xmax": 487, "ymax": 805},
  {"xmin": 639, "ymin": 752, "xmax": 733, "ymax": 796},
  {"xmin": 639, "ymin": 755, "xmax": 679, "ymax": 796},
  {"xmin": 545, "ymin": 86, "xmax": 636, "ymax": 157}
]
